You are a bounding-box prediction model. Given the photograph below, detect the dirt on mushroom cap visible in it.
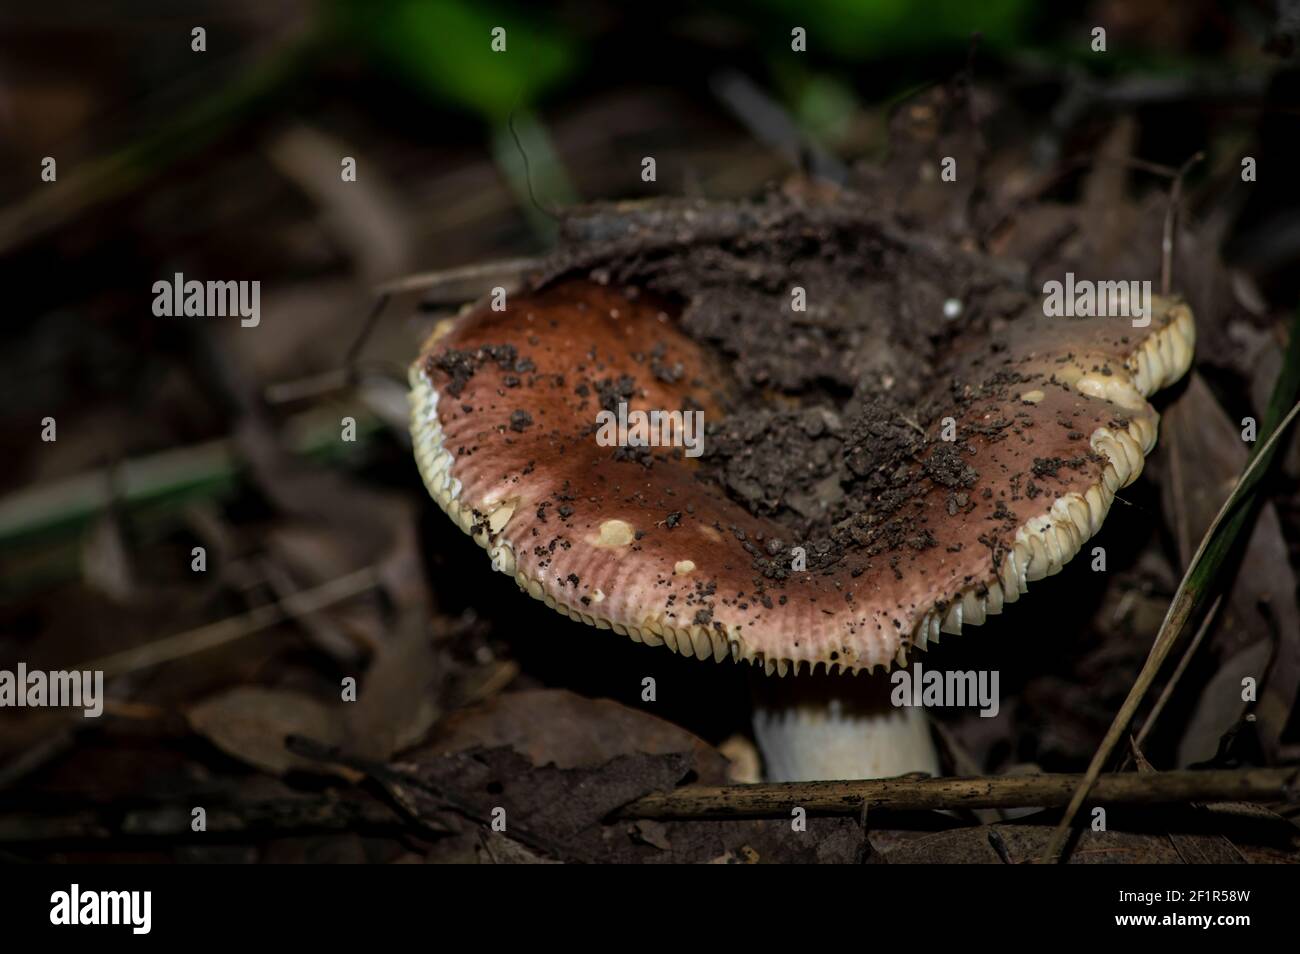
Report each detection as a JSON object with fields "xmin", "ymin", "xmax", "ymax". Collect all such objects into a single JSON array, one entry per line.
[{"xmin": 546, "ymin": 191, "xmax": 1039, "ymax": 558}]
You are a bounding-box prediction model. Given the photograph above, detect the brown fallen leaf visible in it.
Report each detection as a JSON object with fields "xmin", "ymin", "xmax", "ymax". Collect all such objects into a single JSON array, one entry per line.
[
  {"xmin": 423, "ymin": 688, "xmax": 731, "ymax": 783},
  {"xmin": 187, "ymin": 686, "xmax": 355, "ymax": 780},
  {"xmin": 1177, "ymin": 641, "xmax": 1272, "ymax": 767},
  {"xmin": 476, "ymin": 830, "xmax": 560, "ymax": 864},
  {"xmin": 630, "ymin": 819, "xmax": 673, "ymax": 851},
  {"xmin": 344, "ymin": 607, "xmax": 441, "ymax": 761}
]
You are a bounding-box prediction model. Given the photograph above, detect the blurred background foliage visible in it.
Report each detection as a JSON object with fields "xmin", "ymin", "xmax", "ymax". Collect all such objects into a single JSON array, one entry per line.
[{"xmin": 331, "ymin": 0, "xmax": 582, "ymax": 121}]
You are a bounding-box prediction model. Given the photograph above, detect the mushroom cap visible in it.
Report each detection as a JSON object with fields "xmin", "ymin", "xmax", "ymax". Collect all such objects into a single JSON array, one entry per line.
[{"xmin": 410, "ymin": 278, "xmax": 1194, "ymax": 675}]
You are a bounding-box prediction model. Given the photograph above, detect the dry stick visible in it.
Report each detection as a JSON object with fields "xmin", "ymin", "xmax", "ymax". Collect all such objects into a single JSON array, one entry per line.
[
  {"xmin": 1133, "ymin": 594, "xmax": 1224, "ymax": 753},
  {"xmin": 264, "ymin": 367, "xmax": 352, "ymax": 405},
  {"xmin": 1161, "ymin": 152, "xmax": 1205, "ymax": 297},
  {"xmin": 996, "ymin": 154, "xmax": 1185, "ymax": 237},
  {"xmin": 261, "ymin": 557, "xmax": 364, "ymax": 664},
  {"xmin": 1041, "ymin": 400, "xmax": 1300, "ymax": 863},
  {"xmin": 343, "ymin": 292, "xmax": 391, "ymax": 373},
  {"xmin": 265, "ymin": 360, "xmax": 408, "ymax": 406},
  {"xmin": 374, "ymin": 257, "xmax": 542, "ymax": 300},
  {"xmin": 79, "ymin": 567, "xmax": 380, "ymax": 679},
  {"xmin": 263, "ymin": 292, "xmax": 402, "ymax": 406},
  {"xmin": 619, "ymin": 766, "xmax": 1300, "ymax": 819}
]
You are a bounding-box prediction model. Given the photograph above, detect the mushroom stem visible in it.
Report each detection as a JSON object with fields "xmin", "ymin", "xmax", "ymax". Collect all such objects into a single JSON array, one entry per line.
[{"xmin": 750, "ymin": 668, "xmax": 940, "ymax": 782}]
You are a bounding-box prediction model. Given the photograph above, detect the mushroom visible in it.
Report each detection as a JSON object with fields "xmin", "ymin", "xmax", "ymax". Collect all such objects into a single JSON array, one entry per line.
[{"xmin": 410, "ymin": 264, "xmax": 1194, "ymax": 782}]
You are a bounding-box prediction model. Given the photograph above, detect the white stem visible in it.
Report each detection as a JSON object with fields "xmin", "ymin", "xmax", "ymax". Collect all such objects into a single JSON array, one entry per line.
[{"xmin": 750, "ymin": 669, "xmax": 940, "ymax": 781}]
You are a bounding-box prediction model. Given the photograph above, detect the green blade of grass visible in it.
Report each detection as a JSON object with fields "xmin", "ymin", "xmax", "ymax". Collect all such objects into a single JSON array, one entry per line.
[{"xmin": 0, "ymin": 410, "xmax": 382, "ymax": 552}]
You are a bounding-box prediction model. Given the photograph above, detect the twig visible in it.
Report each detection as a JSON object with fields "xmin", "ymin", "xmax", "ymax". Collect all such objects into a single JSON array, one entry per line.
[
  {"xmin": 77, "ymin": 567, "xmax": 380, "ymax": 678},
  {"xmin": 491, "ymin": 108, "xmax": 573, "ymax": 243},
  {"xmin": 990, "ymin": 153, "xmax": 1193, "ymax": 241},
  {"xmin": 1161, "ymin": 152, "xmax": 1205, "ymax": 296},
  {"xmin": 1132, "ymin": 594, "xmax": 1224, "ymax": 753},
  {"xmin": 264, "ymin": 362, "xmax": 407, "ymax": 405},
  {"xmin": 507, "ymin": 108, "xmax": 564, "ymax": 224},
  {"xmin": 261, "ymin": 557, "xmax": 365, "ymax": 664},
  {"xmin": 374, "ymin": 257, "xmax": 542, "ymax": 300},
  {"xmin": 343, "ymin": 293, "xmax": 392, "ymax": 373},
  {"xmin": 618, "ymin": 766, "xmax": 1300, "ymax": 819},
  {"xmin": 264, "ymin": 367, "xmax": 352, "ymax": 404}
]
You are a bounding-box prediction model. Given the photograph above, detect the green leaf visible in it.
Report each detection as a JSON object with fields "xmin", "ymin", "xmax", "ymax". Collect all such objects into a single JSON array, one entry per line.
[{"xmin": 333, "ymin": 0, "xmax": 578, "ymax": 120}]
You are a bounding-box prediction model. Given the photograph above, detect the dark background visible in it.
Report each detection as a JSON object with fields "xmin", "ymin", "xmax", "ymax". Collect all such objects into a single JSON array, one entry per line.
[{"xmin": 1, "ymin": 0, "xmax": 1298, "ymax": 863}]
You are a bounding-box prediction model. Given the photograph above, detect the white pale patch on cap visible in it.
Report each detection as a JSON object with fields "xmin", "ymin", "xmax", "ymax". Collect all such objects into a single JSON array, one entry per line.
[
  {"xmin": 697, "ymin": 524, "xmax": 722, "ymax": 543},
  {"xmin": 486, "ymin": 500, "xmax": 517, "ymax": 533},
  {"xmin": 1020, "ymin": 389, "xmax": 1045, "ymax": 404},
  {"xmin": 591, "ymin": 519, "xmax": 635, "ymax": 548},
  {"xmin": 674, "ymin": 560, "xmax": 696, "ymax": 575}
]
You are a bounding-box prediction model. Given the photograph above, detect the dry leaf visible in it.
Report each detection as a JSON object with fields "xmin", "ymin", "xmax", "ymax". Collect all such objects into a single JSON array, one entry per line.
[
  {"xmin": 344, "ymin": 608, "xmax": 440, "ymax": 760},
  {"xmin": 424, "ymin": 688, "xmax": 730, "ymax": 782},
  {"xmin": 187, "ymin": 687, "xmax": 350, "ymax": 778}
]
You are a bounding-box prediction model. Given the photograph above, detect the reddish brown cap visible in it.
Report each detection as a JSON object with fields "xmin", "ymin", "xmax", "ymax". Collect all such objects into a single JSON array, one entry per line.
[{"xmin": 410, "ymin": 279, "xmax": 1193, "ymax": 675}]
